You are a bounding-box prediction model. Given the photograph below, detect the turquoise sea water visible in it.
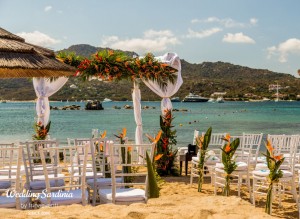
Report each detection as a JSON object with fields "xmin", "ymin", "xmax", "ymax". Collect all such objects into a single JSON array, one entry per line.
[{"xmin": 0, "ymin": 101, "xmax": 299, "ymax": 147}]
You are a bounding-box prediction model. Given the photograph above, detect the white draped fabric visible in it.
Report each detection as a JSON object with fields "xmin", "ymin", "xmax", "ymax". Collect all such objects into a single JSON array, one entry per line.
[
  {"xmin": 142, "ymin": 52, "xmax": 182, "ymax": 115},
  {"xmin": 33, "ymin": 77, "xmax": 68, "ymax": 126},
  {"xmin": 132, "ymin": 81, "xmax": 143, "ymax": 144}
]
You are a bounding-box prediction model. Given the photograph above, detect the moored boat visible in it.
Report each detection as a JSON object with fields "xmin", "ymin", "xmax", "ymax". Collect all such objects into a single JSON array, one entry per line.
[
  {"xmin": 182, "ymin": 93, "xmax": 209, "ymax": 102},
  {"xmin": 171, "ymin": 97, "xmax": 180, "ymax": 102}
]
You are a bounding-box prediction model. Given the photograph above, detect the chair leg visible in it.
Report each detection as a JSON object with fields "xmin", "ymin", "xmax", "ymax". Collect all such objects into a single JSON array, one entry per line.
[{"xmin": 252, "ymin": 177, "xmax": 256, "ymax": 206}]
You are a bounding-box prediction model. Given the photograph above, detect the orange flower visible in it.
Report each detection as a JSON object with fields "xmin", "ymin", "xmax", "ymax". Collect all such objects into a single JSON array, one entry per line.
[
  {"xmin": 196, "ymin": 136, "xmax": 204, "ymax": 149},
  {"xmin": 266, "ymin": 140, "xmax": 273, "ymax": 156},
  {"xmin": 146, "ymin": 134, "xmax": 155, "ymax": 142},
  {"xmin": 120, "ymin": 128, "xmax": 127, "ymax": 139},
  {"xmin": 154, "ymin": 130, "xmax": 162, "ymax": 143},
  {"xmin": 224, "ymin": 133, "xmax": 231, "ymax": 142},
  {"xmin": 274, "ymin": 155, "xmax": 283, "ymax": 161},
  {"xmin": 41, "ymin": 128, "xmax": 48, "ymax": 136},
  {"xmin": 99, "ymin": 142, "xmax": 104, "ymax": 152},
  {"xmin": 101, "ymin": 130, "xmax": 107, "ymax": 138},
  {"xmin": 224, "ymin": 143, "xmax": 231, "ymax": 153},
  {"xmin": 128, "ymin": 146, "xmax": 132, "ymax": 152},
  {"xmin": 155, "ymin": 154, "xmax": 163, "ymax": 161}
]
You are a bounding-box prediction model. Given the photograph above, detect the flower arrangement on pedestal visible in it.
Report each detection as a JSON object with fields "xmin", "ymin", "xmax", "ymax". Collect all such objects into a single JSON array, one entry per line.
[
  {"xmin": 153, "ymin": 109, "xmax": 178, "ymax": 176},
  {"xmin": 114, "ymin": 128, "xmax": 132, "ymax": 183},
  {"xmin": 220, "ymin": 134, "xmax": 240, "ymax": 196},
  {"xmin": 262, "ymin": 140, "xmax": 284, "ymax": 215},
  {"xmin": 195, "ymin": 127, "xmax": 212, "ymax": 192},
  {"xmin": 32, "ymin": 121, "xmax": 51, "ymax": 140}
]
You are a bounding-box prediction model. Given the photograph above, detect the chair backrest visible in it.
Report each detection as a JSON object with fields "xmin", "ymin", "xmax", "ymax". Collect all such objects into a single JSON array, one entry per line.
[
  {"xmin": 108, "ymin": 142, "xmax": 155, "ymax": 203},
  {"xmin": 89, "ymin": 137, "xmax": 110, "ymax": 178},
  {"xmin": 242, "ymin": 133, "xmax": 263, "ymax": 162},
  {"xmin": 39, "ymin": 144, "xmax": 88, "ymax": 205},
  {"xmin": 192, "ymin": 130, "xmax": 199, "ymax": 145},
  {"xmin": 267, "ymin": 134, "xmax": 298, "ymax": 170},
  {"xmin": 21, "ymin": 140, "xmax": 59, "ymax": 182},
  {"xmin": 0, "ymin": 146, "xmax": 23, "ymax": 209}
]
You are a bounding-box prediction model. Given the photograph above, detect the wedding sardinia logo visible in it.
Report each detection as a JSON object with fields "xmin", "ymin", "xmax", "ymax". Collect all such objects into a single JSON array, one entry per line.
[{"xmin": 6, "ymin": 189, "xmax": 73, "ymax": 209}]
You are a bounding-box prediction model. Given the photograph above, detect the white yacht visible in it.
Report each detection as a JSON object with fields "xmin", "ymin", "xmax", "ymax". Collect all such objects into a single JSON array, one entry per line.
[
  {"xmin": 103, "ymin": 98, "xmax": 112, "ymax": 102},
  {"xmin": 182, "ymin": 93, "xmax": 209, "ymax": 102},
  {"xmin": 216, "ymin": 97, "xmax": 225, "ymax": 103}
]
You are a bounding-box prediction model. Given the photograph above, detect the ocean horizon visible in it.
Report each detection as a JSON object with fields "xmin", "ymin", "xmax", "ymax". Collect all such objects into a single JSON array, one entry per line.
[{"xmin": 1, "ymin": 101, "xmax": 299, "ymax": 147}]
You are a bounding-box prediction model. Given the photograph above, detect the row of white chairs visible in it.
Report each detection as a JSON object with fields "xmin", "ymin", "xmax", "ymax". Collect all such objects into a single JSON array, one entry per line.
[
  {"xmin": 189, "ymin": 132, "xmax": 300, "ymax": 215},
  {"xmin": 0, "ymin": 139, "xmax": 155, "ymax": 209}
]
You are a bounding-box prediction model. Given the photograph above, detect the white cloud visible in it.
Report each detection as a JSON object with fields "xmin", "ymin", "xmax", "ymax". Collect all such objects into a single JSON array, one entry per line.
[
  {"xmin": 44, "ymin": 6, "xmax": 52, "ymax": 12},
  {"xmin": 267, "ymin": 38, "xmax": 300, "ymax": 63},
  {"xmin": 191, "ymin": 16, "xmax": 258, "ymax": 28},
  {"xmin": 100, "ymin": 29, "xmax": 180, "ymax": 54},
  {"xmin": 222, "ymin": 32, "xmax": 255, "ymax": 44},
  {"xmin": 250, "ymin": 18, "xmax": 258, "ymax": 25},
  {"xmin": 185, "ymin": 27, "xmax": 222, "ymax": 39},
  {"xmin": 16, "ymin": 31, "xmax": 61, "ymax": 47}
]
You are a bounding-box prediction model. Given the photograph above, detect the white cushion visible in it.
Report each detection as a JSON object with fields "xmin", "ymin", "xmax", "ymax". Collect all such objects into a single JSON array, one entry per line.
[
  {"xmin": 252, "ymin": 169, "xmax": 269, "ymax": 177},
  {"xmin": 295, "ymin": 164, "xmax": 300, "ymax": 170},
  {"xmin": 178, "ymin": 147, "xmax": 188, "ymax": 155},
  {"xmin": 256, "ymin": 156, "xmax": 266, "ymax": 163},
  {"xmin": 39, "ymin": 189, "xmax": 88, "ymax": 205},
  {"xmin": 206, "ymin": 156, "xmax": 221, "ymax": 165},
  {"xmin": 28, "ymin": 179, "xmax": 65, "ymax": 190},
  {"xmin": 74, "ymin": 172, "xmax": 103, "ymax": 179},
  {"xmin": 0, "ymin": 175, "xmax": 16, "ymax": 180},
  {"xmin": 33, "ymin": 174, "xmax": 65, "ymax": 181},
  {"xmin": 86, "ymin": 177, "xmax": 122, "ymax": 187},
  {"xmin": 99, "ymin": 188, "xmax": 146, "ymax": 202},
  {"xmin": 215, "ymin": 162, "xmax": 248, "ymax": 170},
  {"xmin": 0, "ymin": 181, "xmax": 11, "ymax": 189},
  {"xmin": 253, "ymin": 169, "xmax": 293, "ymax": 178},
  {"xmin": 0, "ymin": 196, "xmax": 29, "ymax": 208},
  {"xmin": 255, "ymin": 163, "xmax": 268, "ymax": 170},
  {"xmin": 191, "ymin": 156, "xmax": 220, "ymax": 165}
]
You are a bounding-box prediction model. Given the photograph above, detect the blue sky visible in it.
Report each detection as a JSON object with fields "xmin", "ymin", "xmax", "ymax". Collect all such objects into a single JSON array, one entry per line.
[{"xmin": 1, "ymin": 0, "xmax": 300, "ymax": 77}]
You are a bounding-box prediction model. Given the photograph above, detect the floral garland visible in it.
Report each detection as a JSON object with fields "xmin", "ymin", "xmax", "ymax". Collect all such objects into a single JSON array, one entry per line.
[{"xmin": 57, "ymin": 50, "xmax": 178, "ymax": 89}]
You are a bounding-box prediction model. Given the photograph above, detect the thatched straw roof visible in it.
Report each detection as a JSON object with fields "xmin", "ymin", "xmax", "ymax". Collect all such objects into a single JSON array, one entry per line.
[{"xmin": 0, "ymin": 27, "xmax": 75, "ymax": 78}]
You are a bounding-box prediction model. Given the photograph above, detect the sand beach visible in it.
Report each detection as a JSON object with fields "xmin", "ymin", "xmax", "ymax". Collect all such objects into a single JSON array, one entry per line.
[{"xmin": 1, "ymin": 175, "xmax": 297, "ymax": 219}]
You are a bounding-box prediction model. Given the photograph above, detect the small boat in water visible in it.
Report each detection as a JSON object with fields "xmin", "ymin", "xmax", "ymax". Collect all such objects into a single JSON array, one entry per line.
[
  {"xmin": 103, "ymin": 98, "xmax": 112, "ymax": 102},
  {"xmin": 216, "ymin": 97, "xmax": 225, "ymax": 103},
  {"xmin": 171, "ymin": 97, "xmax": 180, "ymax": 102},
  {"xmin": 182, "ymin": 93, "xmax": 209, "ymax": 102}
]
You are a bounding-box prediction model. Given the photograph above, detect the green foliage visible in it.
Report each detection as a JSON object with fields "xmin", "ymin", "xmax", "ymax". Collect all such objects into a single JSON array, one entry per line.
[
  {"xmin": 155, "ymin": 109, "xmax": 179, "ymax": 176},
  {"xmin": 146, "ymin": 151, "xmax": 160, "ymax": 198},
  {"xmin": 196, "ymin": 127, "xmax": 212, "ymax": 192}
]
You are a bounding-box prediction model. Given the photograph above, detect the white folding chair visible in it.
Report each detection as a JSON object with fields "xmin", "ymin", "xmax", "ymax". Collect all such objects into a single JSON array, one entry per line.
[
  {"xmin": 0, "ymin": 146, "xmax": 27, "ymax": 209},
  {"xmin": 38, "ymin": 144, "xmax": 89, "ymax": 206},
  {"xmin": 21, "ymin": 140, "xmax": 65, "ymax": 193},
  {"xmin": 252, "ymin": 134, "xmax": 298, "ymax": 213},
  {"xmin": 99, "ymin": 143, "xmax": 155, "ymax": 204},
  {"xmin": 214, "ymin": 134, "xmax": 253, "ymax": 198},
  {"xmin": 86, "ymin": 137, "xmax": 122, "ymax": 205},
  {"xmin": 190, "ymin": 133, "xmax": 227, "ymax": 185}
]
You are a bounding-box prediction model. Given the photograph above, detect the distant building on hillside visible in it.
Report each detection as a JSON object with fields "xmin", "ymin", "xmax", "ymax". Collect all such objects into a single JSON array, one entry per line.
[{"xmin": 269, "ymin": 84, "xmax": 282, "ymax": 91}]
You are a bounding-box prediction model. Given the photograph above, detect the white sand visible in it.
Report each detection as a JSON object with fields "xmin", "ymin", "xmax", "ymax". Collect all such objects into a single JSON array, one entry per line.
[{"xmin": 1, "ymin": 175, "xmax": 295, "ymax": 219}]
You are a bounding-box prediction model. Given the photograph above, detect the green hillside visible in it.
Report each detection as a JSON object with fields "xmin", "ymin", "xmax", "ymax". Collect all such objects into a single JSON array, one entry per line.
[{"xmin": 0, "ymin": 44, "xmax": 299, "ymax": 101}]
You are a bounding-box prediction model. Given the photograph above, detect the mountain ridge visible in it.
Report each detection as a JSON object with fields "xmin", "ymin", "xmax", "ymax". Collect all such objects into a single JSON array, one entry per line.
[{"xmin": 0, "ymin": 44, "xmax": 299, "ymax": 101}]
